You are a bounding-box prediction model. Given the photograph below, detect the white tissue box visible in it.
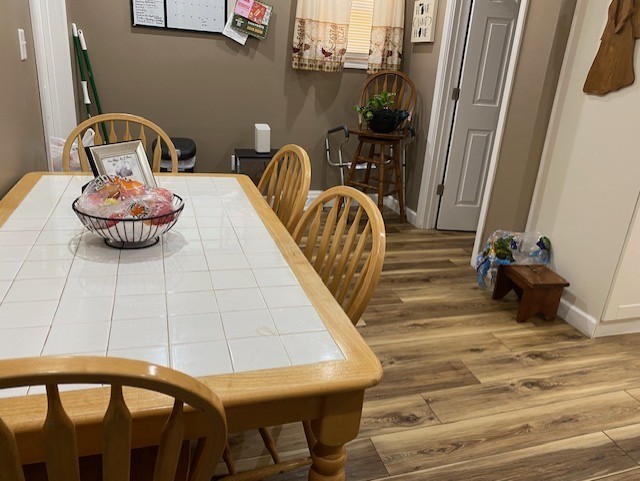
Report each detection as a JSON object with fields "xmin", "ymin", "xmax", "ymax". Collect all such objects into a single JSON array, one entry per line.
[{"xmin": 255, "ymin": 124, "xmax": 271, "ymax": 153}]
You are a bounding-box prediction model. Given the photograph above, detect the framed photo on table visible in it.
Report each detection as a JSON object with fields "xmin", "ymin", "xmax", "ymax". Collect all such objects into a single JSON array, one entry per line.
[{"xmin": 86, "ymin": 140, "xmax": 157, "ymax": 187}]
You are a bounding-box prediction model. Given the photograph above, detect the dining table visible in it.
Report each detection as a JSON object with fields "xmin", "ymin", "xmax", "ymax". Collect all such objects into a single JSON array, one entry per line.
[{"xmin": 0, "ymin": 172, "xmax": 383, "ymax": 481}]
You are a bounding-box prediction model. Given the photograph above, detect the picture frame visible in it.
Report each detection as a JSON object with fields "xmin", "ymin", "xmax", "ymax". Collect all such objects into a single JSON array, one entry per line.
[
  {"xmin": 411, "ymin": 0, "xmax": 438, "ymax": 43},
  {"xmin": 86, "ymin": 140, "xmax": 157, "ymax": 187}
]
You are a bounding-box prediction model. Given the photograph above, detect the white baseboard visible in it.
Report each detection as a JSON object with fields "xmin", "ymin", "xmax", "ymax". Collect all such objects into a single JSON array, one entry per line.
[
  {"xmin": 557, "ymin": 297, "xmax": 640, "ymax": 338},
  {"xmin": 376, "ymin": 194, "xmax": 419, "ymax": 226},
  {"xmin": 557, "ymin": 298, "xmax": 598, "ymax": 338},
  {"xmin": 307, "ymin": 190, "xmax": 419, "ymax": 226},
  {"xmin": 306, "ymin": 190, "xmax": 323, "ymax": 206}
]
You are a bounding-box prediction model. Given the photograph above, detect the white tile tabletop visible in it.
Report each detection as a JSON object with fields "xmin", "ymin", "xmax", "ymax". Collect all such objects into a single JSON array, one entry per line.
[{"xmin": 0, "ymin": 175, "xmax": 344, "ymax": 396}]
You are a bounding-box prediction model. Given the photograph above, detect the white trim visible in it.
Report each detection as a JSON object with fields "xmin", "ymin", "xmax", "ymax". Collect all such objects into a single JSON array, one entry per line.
[
  {"xmin": 344, "ymin": 60, "xmax": 369, "ymax": 70},
  {"xmin": 470, "ymin": 0, "xmax": 530, "ymax": 266},
  {"xmin": 415, "ymin": 0, "xmax": 473, "ymax": 229},
  {"xmin": 306, "ymin": 190, "xmax": 323, "ymax": 207},
  {"xmin": 380, "ymin": 195, "xmax": 419, "ymax": 225},
  {"xmin": 557, "ymin": 298, "xmax": 598, "ymax": 339},
  {"xmin": 29, "ymin": 0, "xmax": 77, "ymax": 170},
  {"xmin": 594, "ymin": 317, "xmax": 640, "ymax": 338}
]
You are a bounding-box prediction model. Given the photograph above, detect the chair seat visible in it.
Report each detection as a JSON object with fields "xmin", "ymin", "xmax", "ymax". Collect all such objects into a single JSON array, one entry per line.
[{"xmin": 348, "ymin": 127, "xmax": 409, "ymax": 141}]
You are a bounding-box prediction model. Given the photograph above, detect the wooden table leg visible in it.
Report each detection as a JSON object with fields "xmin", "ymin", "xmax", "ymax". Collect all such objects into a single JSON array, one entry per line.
[{"xmin": 308, "ymin": 391, "xmax": 365, "ymax": 481}]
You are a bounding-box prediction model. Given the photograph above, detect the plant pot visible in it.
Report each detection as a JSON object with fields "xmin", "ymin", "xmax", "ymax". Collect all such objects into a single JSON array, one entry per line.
[{"xmin": 367, "ymin": 109, "xmax": 399, "ymax": 134}]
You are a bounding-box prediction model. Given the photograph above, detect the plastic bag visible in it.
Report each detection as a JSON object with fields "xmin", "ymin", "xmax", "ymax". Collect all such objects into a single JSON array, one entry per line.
[
  {"xmin": 49, "ymin": 128, "xmax": 95, "ymax": 171},
  {"xmin": 476, "ymin": 230, "xmax": 551, "ymax": 289},
  {"xmin": 76, "ymin": 176, "xmax": 178, "ymax": 222}
]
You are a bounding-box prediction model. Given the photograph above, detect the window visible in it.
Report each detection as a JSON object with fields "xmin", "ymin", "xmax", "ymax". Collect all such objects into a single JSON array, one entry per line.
[{"xmin": 345, "ymin": 0, "xmax": 374, "ymax": 69}]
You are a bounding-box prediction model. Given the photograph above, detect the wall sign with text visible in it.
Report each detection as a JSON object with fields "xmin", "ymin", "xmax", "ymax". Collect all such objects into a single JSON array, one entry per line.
[
  {"xmin": 131, "ymin": 0, "xmax": 226, "ymax": 34},
  {"xmin": 411, "ymin": 0, "xmax": 438, "ymax": 43}
]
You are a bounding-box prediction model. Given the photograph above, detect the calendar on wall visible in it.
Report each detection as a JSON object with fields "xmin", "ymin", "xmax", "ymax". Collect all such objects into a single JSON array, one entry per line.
[{"xmin": 131, "ymin": 0, "xmax": 227, "ymax": 34}]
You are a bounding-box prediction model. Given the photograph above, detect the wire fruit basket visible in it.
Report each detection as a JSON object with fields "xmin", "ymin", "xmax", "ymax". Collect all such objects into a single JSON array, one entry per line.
[{"xmin": 72, "ymin": 194, "xmax": 184, "ymax": 249}]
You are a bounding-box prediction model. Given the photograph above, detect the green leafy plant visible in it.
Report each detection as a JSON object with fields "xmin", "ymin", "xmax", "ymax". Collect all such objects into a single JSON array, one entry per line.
[{"xmin": 354, "ymin": 91, "xmax": 397, "ymax": 121}]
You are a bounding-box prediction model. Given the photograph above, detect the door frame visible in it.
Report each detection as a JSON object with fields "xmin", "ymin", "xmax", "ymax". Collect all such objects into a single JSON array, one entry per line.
[
  {"xmin": 29, "ymin": 0, "xmax": 77, "ymax": 170},
  {"xmin": 415, "ymin": 0, "xmax": 530, "ymax": 231}
]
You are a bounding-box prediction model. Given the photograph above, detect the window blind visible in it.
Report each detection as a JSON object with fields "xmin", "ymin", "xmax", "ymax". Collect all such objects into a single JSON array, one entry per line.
[{"xmin": 346, "ymin": 0, "xmax": 374, "ymax": 58}]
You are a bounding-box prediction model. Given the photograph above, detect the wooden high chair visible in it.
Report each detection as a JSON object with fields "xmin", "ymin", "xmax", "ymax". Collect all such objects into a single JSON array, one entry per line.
[{"xmin": 346, "ymin": 71, "xmax": 416, "ymax": 223}]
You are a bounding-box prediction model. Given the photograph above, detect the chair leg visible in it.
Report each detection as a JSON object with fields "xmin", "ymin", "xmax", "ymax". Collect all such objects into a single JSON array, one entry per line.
[
  {"xmin": 258, "ymin": 427, "xmax": 281, "ymax": 464},
  {"xmin": 363, "ymin": 144, "xmax": 375, "ymax": 191},
  {"xmin": 392, "ymin": 142, "xmax": 406, "ymax": 223},
  {"xmin": 377, "ymin": 145, "xmax": 385, "ymax": 212},
  {"xmin": 223, "ymin": 443, "xmax": 238, "ymax": 476},
  {"xmin": 346, "ymin": 140, "xmax": 364, "ymax": 188},
  {"xmin": 302, "ymin": 420, "xmax": 317, "ymax": 451}
]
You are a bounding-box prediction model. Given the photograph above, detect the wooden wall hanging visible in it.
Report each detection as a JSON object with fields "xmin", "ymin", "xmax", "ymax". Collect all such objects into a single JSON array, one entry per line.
[{"xmin": 584, "ymin": 0, "xmax": 640, "ymax": 95}]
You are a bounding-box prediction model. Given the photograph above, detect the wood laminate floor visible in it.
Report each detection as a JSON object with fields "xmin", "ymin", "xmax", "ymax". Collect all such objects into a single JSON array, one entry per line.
[{"xmin": 224, "ymin": 213, "xmax": 640, "ymax": 480}]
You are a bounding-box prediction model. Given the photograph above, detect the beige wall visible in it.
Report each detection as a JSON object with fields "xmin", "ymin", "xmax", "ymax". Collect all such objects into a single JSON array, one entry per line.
[
  {"xmin": 65, "ymin": 1, "xmax": 446, "ymax": 207},
  {"xmin": 402, "ymin": 0, "xmax": 448, "ymax": 211},
  {"xmin": 65, "ymin": 1, "xmax": 371, "ymax": 191},
  {"xmin": 0, "ymin": 0, "xmax": 46, "ymax": 196},
  {"xmin": 480, "ymin": 0, "xmax": 576, "ymax": 242},
  {"xmin": 529, "ymin": 0, "xmax": 640, "ymax": 330}
]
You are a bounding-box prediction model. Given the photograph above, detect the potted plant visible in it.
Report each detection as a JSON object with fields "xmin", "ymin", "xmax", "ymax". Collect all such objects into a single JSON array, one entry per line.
[{"xmin": 354, "ymin": 91, "xmax": 409, "ymax": 134}]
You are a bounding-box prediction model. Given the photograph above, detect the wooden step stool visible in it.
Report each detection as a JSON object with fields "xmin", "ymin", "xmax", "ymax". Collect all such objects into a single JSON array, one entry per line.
[{"xmin": 492, "ymin": 265, "xmax": 570, "ymax": 323}]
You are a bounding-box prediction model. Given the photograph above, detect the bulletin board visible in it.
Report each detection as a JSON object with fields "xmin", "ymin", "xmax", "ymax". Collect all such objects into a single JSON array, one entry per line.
[{"xmin": 131, "ymin": 0, "xmax": 227, "ymax": 34}]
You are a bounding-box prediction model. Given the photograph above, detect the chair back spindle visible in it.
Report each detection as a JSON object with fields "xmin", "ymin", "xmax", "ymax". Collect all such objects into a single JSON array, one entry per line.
[{"xmin": 102, "ymin": 384, "xmax": 132, "ymax": 481}]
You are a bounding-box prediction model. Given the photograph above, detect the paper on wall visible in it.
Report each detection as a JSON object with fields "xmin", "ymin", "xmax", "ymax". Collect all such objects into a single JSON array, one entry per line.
[
  {"xmin": 222, "ymin": 13, "xmax": 249, "ymax": 45},
  {"xmin": 230, "ymin": 0, "xmax": 271, "ymax": 40},
  {"xmin": 234, "ymin": 0, "xmax": 254, "ymax": 17}
]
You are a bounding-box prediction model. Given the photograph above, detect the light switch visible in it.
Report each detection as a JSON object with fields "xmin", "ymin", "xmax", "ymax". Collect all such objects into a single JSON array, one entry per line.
[{"xmin": 17, "ymin": 29, "xmax": 27, "ymax": 61}]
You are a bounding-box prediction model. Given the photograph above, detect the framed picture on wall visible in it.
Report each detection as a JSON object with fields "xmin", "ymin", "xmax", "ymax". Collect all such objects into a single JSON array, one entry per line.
[
  {"xmin": 86, "ymin": 140, "xmax": 157, "ymax": 187},
  {"xmin": 411, "ymin": 0, "xmax": 438, "ymax": 43}
]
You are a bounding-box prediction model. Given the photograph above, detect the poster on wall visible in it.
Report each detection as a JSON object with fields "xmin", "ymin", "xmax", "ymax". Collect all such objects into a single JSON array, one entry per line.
[
  {"xmin": 131, "ymin": 0, "xmax": 226, "ymax": 34},
  {"xmin": 230, "ymin": 0, "xmax": 272, "ymax": 40},
  {"xmin": 411, "ymin": 0, "xmax": 438, "ymax": 43}
]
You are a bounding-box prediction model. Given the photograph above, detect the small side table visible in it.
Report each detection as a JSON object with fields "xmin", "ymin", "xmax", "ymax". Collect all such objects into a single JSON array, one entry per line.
[
  {"xmin": 492, "ymin": 265, "xmax": 570, "ymax": 323},
  {"xmin": 233, "ymin": 149, "xmax": 279, "ymax": 175}
]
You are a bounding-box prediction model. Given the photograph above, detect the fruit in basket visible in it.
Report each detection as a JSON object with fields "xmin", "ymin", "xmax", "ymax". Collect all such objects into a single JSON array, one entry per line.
[
  {"xmin": 146, "ymin": 199, "xmax": 177, "ymax": 226},
  {"xmin": 76, "ymin": 176, "xmax": 182, "ymax": 223}
]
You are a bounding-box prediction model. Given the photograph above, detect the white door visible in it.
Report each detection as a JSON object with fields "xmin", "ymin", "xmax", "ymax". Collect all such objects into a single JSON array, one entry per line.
[{"xmin": 436, "ymin": 0, "xmax": 520, "ymax": 231}]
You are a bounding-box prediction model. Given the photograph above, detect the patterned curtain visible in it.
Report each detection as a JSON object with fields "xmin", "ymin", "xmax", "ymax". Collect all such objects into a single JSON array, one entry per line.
[
  {"xmin": 292, "ymin": 0, "xmax": 354, "ymax": 72},
  {"xmin": 368, "ymin": 0, "xmax": 405, "ymax": 73}
]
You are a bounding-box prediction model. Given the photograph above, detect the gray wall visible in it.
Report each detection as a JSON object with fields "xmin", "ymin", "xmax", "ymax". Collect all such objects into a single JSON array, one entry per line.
[
  {"xmin": 402, "ymin": 0, "xmax": 448, "ymax": 211},
  {"xmin": 0, "ymin": 0, "xmax": 46, "ymax": 196},
  {"xmin": 480, "ymin": 0, "xmax": 577, "ymax": 241}
]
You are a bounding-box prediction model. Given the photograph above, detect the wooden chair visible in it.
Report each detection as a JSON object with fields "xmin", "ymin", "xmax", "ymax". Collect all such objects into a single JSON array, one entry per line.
[
  {"xmin": 0, "ymin": 356, "xmax": 227, "ymax": 481},
  {"xmin": 62, "ymin": 113, "xmax": 179, "ymax": 173},
  {"xmin": 293, "ymin": 186, "xmax": 386, "ymax": 324},
  {"xmin": 346, "ymin": 71, "xmax": 417, "ymax": 222},
  {"xmin": 257, "ymin": 144, "xmax": 311, "ymax": 234},
  {"xmin": 220, "ymin": 187, "xmax": 386, "ymax": 480}
]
